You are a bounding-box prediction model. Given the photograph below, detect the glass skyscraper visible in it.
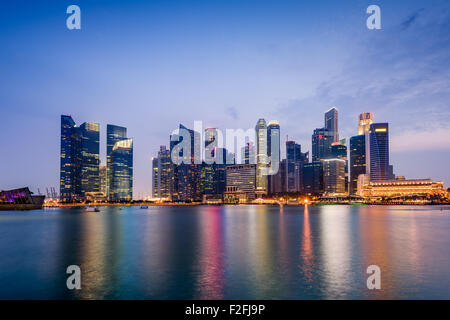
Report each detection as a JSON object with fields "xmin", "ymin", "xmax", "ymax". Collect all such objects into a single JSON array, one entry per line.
[
  {"xmin": 79, "ymin": 122, "xmax": 100, "ymax": 198},
  {"xmin": 59, "ymin": 115, "xmax": 100, "ymax": 202},
  {"xmin": 302, "ymin": 161, "xmax": 324, "ymax": 195},
  {"xmin": 152, "ymin": 145, "xmax": 172, "ymax": 199},
  {"xmin": 324, "ymin": 107, "xmax": 339, "ymax": 142},
  {"xmin": 312, "ymin": 128, "xmax": 333, "ymax": 161},
  {"xmin": 60, "ymin": 115, "xmax": 81, "ymax": 202},
  {"xmin": 170, "ymin": 124, "xmax": 202, "ymax": 202},
  {"xmin": 255, "ymin": 119, "xmax": 268, "ymax": 195},
  {"xmin": 349, "ymin": 135, "xmax": 366, "ymax": 195},
  {"xmin": 106, "ymin": 124, "xmax": 127, "ymax": 199},
  {"xmin": 109, "ymin": 138, "xmax": 133, "ymax": 201},
  {"xmin": 369, "ymin": 123, "xmax": 389, "ymax": 182}
]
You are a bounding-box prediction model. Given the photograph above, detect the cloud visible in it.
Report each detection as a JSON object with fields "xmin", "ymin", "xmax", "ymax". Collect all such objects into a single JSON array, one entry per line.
[
  {"xmin": 400, "ymin": 8, "xmax": 424, "ymax": 30},
  {"xmin": 226, "ymin": 106, "xmax": 239, "ymax": 120},
  {"xmin": 277, "ymin": 4, "xmax": 450, "ymax": 153},
  {"xmin": 391, "ymin": 128, "xmax": 450, "ymax": 152}
]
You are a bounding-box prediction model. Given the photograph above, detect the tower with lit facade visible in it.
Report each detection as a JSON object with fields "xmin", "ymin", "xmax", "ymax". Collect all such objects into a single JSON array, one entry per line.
[
  {"xmin": 255, "ymin": 119, "xmax": 268, "ymax": 195},
  {"xmin": 369, "ymin": 123, "xmax": 389, "ymax": 182}
]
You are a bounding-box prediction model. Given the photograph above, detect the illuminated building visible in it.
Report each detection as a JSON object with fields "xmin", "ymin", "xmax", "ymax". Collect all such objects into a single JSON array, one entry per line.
[
  {"xmin": 286, "ymin": 141, "xmax": 308, "ymax": 193},
  {"xmin": 109, "ymin": 138, "xmax": 133, "ymax": 202},
  {"xmin": 360, "ymin": 179, "xmax": 445, "ymax": 198},
  {"xmin": 226, "ymin": 164, "xmax": 256, "ymax": 201},
  {"xmin": 241, "ymin": 142, "xmax": 255, "ymax": 165},
  {"xmin": 302, "ymin": 161, "xmax": 324, "ymax": 195},
  {"xmin": 99, "ymin": 165, "xmax": 106, "ymax": 197},
  {"xmin": 255, "ymin": 119, "xmax": 268, "ymax": 195},
  {"xmin": 269, "ymin": 158, "xmax": 286, "ymax": 194},
  {"xmin": 350, "ymin": 135, "xmax": 366, "ymax": 195},
  {"xmin": 358, "ymin": 112, "xmax": 373, "ymax": 135},
  {"xmin": 267, "ymin": 121, "xmax": 281, "ymax": 194},
  {"xmin": 324, "ymin": 107, "xmax": 339, "ymax": 142},
  {"xmin": 107, "ymin": 124, "xmax": 127, "ymax": 199},
  {"xmin": 60, "ymin": 115, "xmax": 100, "ymax": 202},
  {"xmin": 331, "ymin": 140, "xmax": 348, "ymax": 193},
  {"xmin": 79, "ymin": 122, "xmax": 100, "ymax": 198},
  {"xmin": 369, "ymin": 123, "xmax": 389, "ymax": 181},
  {"xmin": 170, "ymin": 124, "xmax": 202, "ymax": 202},
  {"xmin": 312, "ymin": 128, "xmax": 333, "ymax": 161},
  {"xmin": 323, "ymin": 159, "xmax": 346, "ymax": 195},
  {"xmin": 152, "ymin": 145, "xmax": 172, "ymax": 198},
  {"xmin": 60, "ymin": 115, "xmax": 81, "ymax": 202}
]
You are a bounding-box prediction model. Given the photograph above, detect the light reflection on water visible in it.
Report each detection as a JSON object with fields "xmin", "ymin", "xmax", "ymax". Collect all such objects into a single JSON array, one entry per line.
[{"xmin": 0, "ymin": 205, "xmax": 449, "ymax": 299}]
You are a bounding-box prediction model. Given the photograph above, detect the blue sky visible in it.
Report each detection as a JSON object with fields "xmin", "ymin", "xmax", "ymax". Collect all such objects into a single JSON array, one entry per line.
[{"xmin": 1, "ymin": 0, "xmax": 449, "ymax": 197}]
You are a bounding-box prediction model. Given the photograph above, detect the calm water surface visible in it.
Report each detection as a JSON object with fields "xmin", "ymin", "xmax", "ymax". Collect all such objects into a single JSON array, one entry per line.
[{"xmin": 0, "ymin": 205, "xmax": 449, "ymax": 299}]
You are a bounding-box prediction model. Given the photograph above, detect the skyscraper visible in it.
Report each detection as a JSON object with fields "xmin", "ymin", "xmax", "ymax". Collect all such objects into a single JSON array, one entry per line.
[
  {"xmin": 107, "ymin": 124, "xmax": 127, "ymax": 199},
  {"xmin": 358, "ymin": 112, "xmax": 373, "ymax": 135},
  {"xmin": 109, "ymin": 138, "xmax": 133, "ymax": 201},
  {"xmin": 255, "ymin": 119, "xmax": 268, "ymax": 195},
  {"xmin": 369, "ymin": 123, "xmax": 389, "ymax": 182},
  {"xmin": 60, "ymin": 115, "xmax": 81, "ymax": 202},
  {"xmin": 60, "ymin": 115, "xmax": 99, "ymax": 202},
  {"xmin": 312, "ymin": 128, "xmax": 333, "ymax": 161},
  {"xmin": 241, "ymin": 142, "xmax": 256, "ymax": 165},
  {"xmin": 302, "ymin": 162, "xmax": 324, "ymax": 195},
  {"xmin": 170, "ymin": 124, "xmax": 202, "ymax": 202},
  {"xmin": 99, "ymin": 165, "xmax": 107, "ymax": 197},
  {"xmin": 349, "ymin": 135, "xmax": 366, "ymax": 195},
  {"xmin": 79, "ymin": 122, "xmax": 100, "ymax": 198},
  {"xmin": 152, "ymin": 145, "xmax": 172, "ymax": 198},
  {"xmin": 323, "ymin": 159, "xmax": 346, "ymax": 194},
  {"xmin": 286, "ymin": 141, "xmax": 308, "ymax": 193},
  {"xmin": 325, "ymin": 107, "xmax": 339, "ymax": 142}
]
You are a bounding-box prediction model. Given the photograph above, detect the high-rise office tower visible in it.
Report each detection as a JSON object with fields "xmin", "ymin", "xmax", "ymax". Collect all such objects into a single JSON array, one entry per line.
[
  {"xmin": 369, "ymin": 123, "xmax": 389, "ymax": 182},
  {"xmin": 325, "ymin": 107, "xmax": 339, "ymax": 142},
  {"xmin": 312, "ymin": 128, "xmax": 333, "ymax": 161},
  {"xmin": 152, "ymin": 145, "xmax": 172, "ymax": 198},
  {"xmin": 79, "ymin": 122, "xmax": 100, "ymax": 198},
  {"xmin": 99, "ymin": 165, "xmax": 107, "ymax": 197},
  {"xmin": 241, "ymin": 142, "xmax": 256, "ymax": 165},
  {"xmin": 323, "ymin": 159, "xmax": 346, "ymax": 194},
  {"xmin": 267, "ymin": 121, "xmax": 280, "ymax": 194},
  {"xmin": 302, "ymin": 161, "xmax": 324, "ymax": 195},
  {"xmin": 170, "ymin": 124, "xmax": 202, "ymax": 202},
  {"xmin": 286, "ymin": 141, "xmax": 308, "ymax": 193},
  {"xmin": 357, "ymin": 113, "xmax": 373, "ymax": 176},
  {"xmin": 107, "ymin": 124, "xmax": 127, "ymax": 199},
  {"xmin": 358, "ymin": 112, "xmax": 373, "ymax": 135},
  {"xmin": 152, "ymin": 157, "xmax": 159, "ymax": 198},
  {"xmin": 60, "ymin": 115, "xmax": 81, "ymax": 202},
  {"xmin": 60, "ymin": 115, "xmax": 100, "ymax": 202},
  {"xmin": 267, "ymin": 120, "xmax": 280, "ymax": 166},
  {"xmin": 255, "ymin": 119, "xmax": 268, "ymax": 195},
  {"xmin": 109, "ymin": 138, "xmax": 133, "ymax": 201},
  {"xmin": 349, "ymin": 135, "xmax": 366, "ymax": 195}
]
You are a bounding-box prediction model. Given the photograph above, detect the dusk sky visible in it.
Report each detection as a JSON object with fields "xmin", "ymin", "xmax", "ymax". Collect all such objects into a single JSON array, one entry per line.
[{"xmin": 1, "ymin": 0, "xmax": 449, "ymax": 197}]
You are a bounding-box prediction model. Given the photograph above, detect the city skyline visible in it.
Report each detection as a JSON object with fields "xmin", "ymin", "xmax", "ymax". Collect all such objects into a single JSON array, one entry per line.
[{"xmin": 1, "ymin": 0, "xmax": 450, "ymax": 196}]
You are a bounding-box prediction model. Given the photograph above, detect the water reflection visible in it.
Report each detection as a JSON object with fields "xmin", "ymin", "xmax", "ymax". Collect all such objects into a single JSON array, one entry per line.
[{"xmin": 0, "ymin": 205, "xmax": 449, "ymax": 299}]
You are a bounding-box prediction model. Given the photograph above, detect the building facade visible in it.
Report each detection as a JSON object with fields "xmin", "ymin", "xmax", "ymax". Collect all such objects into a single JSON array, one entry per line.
[
  {"xmin": 323, "ymin": 159, "xmax": 346, "ymax": 195},
  {"xmin": 226, "ymin": 164, "xmax": 257, "ymax": 201},
  {"xmin": 302, "ymin": 161, "xmax": 324, "ymax": 195},
  {"xmin": 369, "ymin": 123, "xmax": 389, "ymax": 182},
  {"xmin": 60, "ymin": 115, "xmax": 100, "ymax": 202},
  {"xmin": 109, "ymin": 138, "xmax": 133, "ymax": 202},
  {"xmin": 350, "ymin": 135, "xmax": 366, "ymax": 195},
  {"xmin": 324, "ymin": 107, "xmax": 339, "ymax": 142}
]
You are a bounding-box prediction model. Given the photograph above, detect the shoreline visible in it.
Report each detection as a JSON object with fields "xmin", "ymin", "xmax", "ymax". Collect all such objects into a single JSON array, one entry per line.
[{"xmin": 43, "ymin": 202, "xmax": 450, "ymax": 208}]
